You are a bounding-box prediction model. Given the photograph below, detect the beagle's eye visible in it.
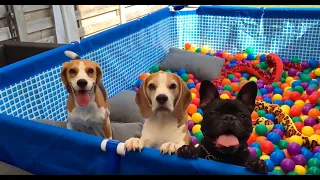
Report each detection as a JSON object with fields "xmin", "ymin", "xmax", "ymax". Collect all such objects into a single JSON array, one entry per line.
[
  {"xmin": 87, "ymin": 68, "xmax": 94, "ymax": 74},
  {"xmin": 169, "ymin": 83, "xmax": 176, "ymax": 89},
  {"xmin": 69, "ymin": 69, "xmax": 76, "ymax": 74},
  {"xmin": 148, "ymin": 83, "xmax": 156, "ymax": 90}
]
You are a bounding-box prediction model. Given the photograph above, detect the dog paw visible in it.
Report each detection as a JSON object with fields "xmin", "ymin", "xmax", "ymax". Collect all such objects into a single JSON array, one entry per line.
[
  {"xmin": 246, "ymin": 159, "xmax": 268, "ymax": 173},
  {"xmin": 177, "ymin": 145, "xmax": 197, "ymax": 158},
  {"xmin": 160, "ymin": 142, "xmax": 179, "ymax": 155},
  {"xmin": 124, "ymin": 138, "xmax": 144, "ymax": 152}
]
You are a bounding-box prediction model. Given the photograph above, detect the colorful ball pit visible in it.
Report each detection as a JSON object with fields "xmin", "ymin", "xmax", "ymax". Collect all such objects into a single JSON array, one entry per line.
[{"xmin": 132, "ymin": 42, "xmax": 320, "ymax": 175}]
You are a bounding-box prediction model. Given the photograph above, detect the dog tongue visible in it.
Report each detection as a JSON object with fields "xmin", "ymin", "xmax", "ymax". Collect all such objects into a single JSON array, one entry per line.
[
  {"xmin": 216, "ymin": 135, "xmax": 239, "ymax": 147},
  {"xmin": 76, "ymin": 91, "xmax": 90, "ymax": 106}
]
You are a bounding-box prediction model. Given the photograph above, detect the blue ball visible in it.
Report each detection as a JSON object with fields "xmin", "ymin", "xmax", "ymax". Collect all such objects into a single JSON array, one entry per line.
[
  {"xmin": 264, "ymin": 159, "xmax": 275, "ymax": 172},
  {"xmin": 263, "ymin": 97, "xmax": 272, "ymax": 104},
  {"xmin": 301, "ymin": 147, "xmax": 313, "ymax": 160},
  {"xmin": 260, "ymin": 88, "xmax": 268, "ymax": 95},
  {"xmin": 178, "ymin": 68, "xmax": 187, "ymax": 76},
  {"xmin": 260, "ymin": 54, "xmax": 266, "ymax": 62},
  {"xmin": 313, "ymin": 152, "xmax": 320, "ymax": 160},
  {"xmin": 273, "ymin": 100, "xmax": 283, "ymax": 106},
  {"xmin": 270, "ymin": 149, "xmax": 285, "ymax": 166},
  {"xmin": 309, "ymin": 59, "xmax": 318, "ymax": 69},
  {"xmin": 284, "ymin": 100, "xmax": 294, "ymax": 107},
  {"xmin": 274, "ymin": 124, "xmax": 285, "ymax": 132},
  {"xmin": 247, "ymin": 53, "xmax": 255, "ymax": 60},
  {"xmin": 135, "ymin": 79, "xmax": 143, "ymax": 88},
  {"xmin": 267, "ymin": 132, "xmax": 281, "ymax": 144},
  {"xmin": 206, "ymin": 52, "xmax": 212, "ymax": 56},
  {"xmin": 197, "ymin": 108, "xmax": 203, "ymax": 115},
  {"xmin": 316, "ymin": 77, "xmax": 320, "ymax": 82},
  {"xmin": 265, "ymin": 113, "xmax": 275, "ymax": 122},
  {"xmin": 230, "ymin": 64, "xmax": 236, "ymax": 68},
  {"xmin": 230, "ymin": 59, "xmax": 236, "ymax": 64},
  {"xmin": 242, "ymin": 72, "xmax": 249, "ymax": 80},
  {"xmin": 309, "ymin": 80, "xmax": 318, "ymax": 86},
  {"xmin": 250, "ymin": 142, "xmax": 261, "ymax": 148},
  {"xmin": 297, "ymin": 72, "xmax": 303, "ymax": 78},
  {"xmin": 187, "ymin": 83, "xmax": 195, "ymax": 89},
  {"xmin": 173, "ymin": 72, "xmax": 179, "ymax": 75},
  {"xmin": 291, "ymin": 80, "xmax": 301, "ymax": 88},
  {"xmin": 273, "ymin": 88, "xmax": 283, "ymax": 95}
]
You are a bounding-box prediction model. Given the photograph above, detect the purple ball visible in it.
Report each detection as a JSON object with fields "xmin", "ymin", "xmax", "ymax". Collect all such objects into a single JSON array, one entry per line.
[
  {"xmin": 283, "ymin": 59, "xmax": 290, "ymax": 65},
  {"xmin": 262, "ymin": 94, "xmax": 271, "ymax": 99},
  {"xmin": 187, "ymin": 120, "xmax": 194, "ymax": 130},
  {"xmin": 305, "ymin": 103, "xmax": 314, "ymax": 108},
  {"xmin": 313, "ymin": 146, "xmax": 320, "ymax": 154},
  {"xmin": 304, "ymin": 117, "xmax": 317, "ymax": 126},
  {"xmin": 194, "ymin": 79, "xmax": 199, "ymax": 84},
  {"xmin": 292, "ymin": 154, "xmax": 306, "ymax": 166},
  {"xmin": 216, "ymin": 51, "xmax": 223, "ymax": 57},
  {"xmin": 226, "ymin": 63, "xmax": 231, "ymax": 69},
  {"xmin": 265, "ymin": 84, "xmax": 274, "ymax": 93},
  {"xmin": 272, "ymin": 129, "xmax": 284, "ymax": 137},
  {"xmin": 306, "ymin": 87, "xmax": 316, "ymax": 95},
  {"xmin": 288, "ymin": 68, "xmax": 297, "ymax": 77},
  {"xmin": 301, "ymin": 61, "xmax": 309, "ymax": 69},
  {"xmin": 280, "ymin": 158, "xmax": 296, "ymax": 172},
  {"xmin": 218, "ymin": 90, "xmax": 223, "ymax": 94},
  {"xmin": 287, "ymin": 142, "xmax": 301, "ymax": 156},
  {"xmin": 257, "ymin": 83, "xmax": 264, "ymax": 89},
  {"xmin": 302, "ymin": 105, "xmax": 313, "ymax": 115},
  {"xmin": 231, "ymin": 77, "xmax": 239, "ymax": 82},
  {"xmin": 257, "ymin": 79, "xmax": 264, "ymax": 84},
  {"xmin": 217, "ymin": 85, "xmax": 223, "ymax": 90},
  {"xmin": 245, "ymin": 60, "xmax": 251, "ymax": 64},
  {"xmin": 133, "ymin": 87, "xmax": 139, "ymax": 92},
  {"xmin": 236, "ymin": 60, "xmax": 241, "ymax": 65},
  {"xmin": 301, "ymin": 82, "xmax": 309, "ymax": 90},
  {"xmin": 248, "ymin": 147, "xmax": 256, "ymax": 158},
  {"xmin": 191, "ymin": 136, "xmax": 198, "ymax": 145}
]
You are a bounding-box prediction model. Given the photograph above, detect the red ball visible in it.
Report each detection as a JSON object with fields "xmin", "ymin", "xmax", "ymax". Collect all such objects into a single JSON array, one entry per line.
[
  {"xmin": 192, "ymin": 98, "xmax": 200, "ymax": 107},
  {"xmin": 247, "ymin": 136, "xmax": 254, "ymax": 146},
  {"xmin": 294, "ymin": 122, "xmax": 304, "ymax": 132},
  {"xmin": 260, "ymin": 140, "xmax": 274, "ymax": 154},
  {"xmin": 300, "ymin": 94, "xmax": 309, "ymax": 102},
  {"xmin": 313, "ymin": 124, "xmax": 320, "ymax": 131},
  {"xmin": 309, "ymin": 94, "xmax": 319, "ymax": 105},
  {"xmin": 188, "ymin": 74, "xmax": 194, "ymax": 80},
  {"xmin": 195, "ymin": 83, "xmax": 201, "ymax": 91},
  {"xmin": 256, "ymin": 96, "xmax": 263, "ymax": 101},
  {"xmin": 290, "ymin": 105, "xmax": 302, "ymax": 117},
  {"xmin": 234, "ymin": 73, "xmax": 242, "ymax": 79},
  {"xmin": 230, "ymin": 96, "xmax": 236, "ymax": 100},
  {"xmin": 309, "ymin": 73, "xmax": 316, "ymax": 79},
  {"xmin": 289, "ymin": 91, "xmax": 301, "ymax": 101},
  {"xmin": 281, "ymin": 96, "xmax": 290, "ymax": 102}
]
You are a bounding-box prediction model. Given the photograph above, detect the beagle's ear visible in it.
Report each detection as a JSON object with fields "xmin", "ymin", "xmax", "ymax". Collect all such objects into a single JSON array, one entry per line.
[
  {"xmin": 61, "ymin": 62, "xmax": 71, "ymax": 93},
  {"xmin": 174, "ymin": 76, "xmax": 191, "ymax": 120},
  {"xmin": 95, "ymin": 62, "xmax": 102, "ymax": 84},
  {"xmin": 135, "ymin": 79, "xmax": 153, "ymax": 119}
]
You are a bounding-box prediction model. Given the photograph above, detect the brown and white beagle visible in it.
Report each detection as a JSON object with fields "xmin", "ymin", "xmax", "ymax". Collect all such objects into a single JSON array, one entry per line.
[
  {"xmin": 124, "ymin": 71, "xmax": 191, "ymax": 155},
  {"xmin": 61, "ymin": 51, "xmax": 112, "ymax": 139}
]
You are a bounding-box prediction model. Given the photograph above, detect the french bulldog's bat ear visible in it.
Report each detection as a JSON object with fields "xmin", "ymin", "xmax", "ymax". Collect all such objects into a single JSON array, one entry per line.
[
  {"xmin": 199, "ymin": 80, "xmax": 219, "ymax": 107},
  {"xmin": 237, "ymin": 81, "xmax": 258, "ymax": 113}
]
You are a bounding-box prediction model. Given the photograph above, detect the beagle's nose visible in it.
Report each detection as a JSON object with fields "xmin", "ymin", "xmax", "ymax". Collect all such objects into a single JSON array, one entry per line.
[
  {"xmin": 77, "ymin": 79, "xmax": 88, "ymax": 88},
  {"xmin": 156, "ymin": 94, "xmax": 168, "ymax": 105}
]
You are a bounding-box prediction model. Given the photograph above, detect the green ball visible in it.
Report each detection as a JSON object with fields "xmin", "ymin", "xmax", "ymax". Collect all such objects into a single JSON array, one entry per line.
[
  {"xmin": 195, "ymin": 48, "xmax": 201, "ymax": 53},
  {"xmin": 316, "ymin": 106, "xmax": 320, "ymax": 111},
  {"xmin": 292, "ymin": 117, "xmax": 302, "ymax": 123},
  {"xmin": 194, "ymin": 131, "xmax": 204, "ymax": 142},
  {"xmin": 245, "ymin": 47, "xmax": 254, "ymax": 54},
  {"xmin": 253, "ymin": 147, "xmax": 262, "ymax": 158},
  {"xmin": 301, "ymin": 74, "xmax": 312, "ymax": 82},
  {"xmin": 272, "ymin": 169, "xmax": 284, "ymax": 175},
  {"xmin": 234, "ymin": 92, "xmax": 238, "ymax": 96},
  {"xmin": 287, "ymin": 171, "xmax": 299, "ymax": 175},
  {"xmin": 165, "ymin": 69, "xmax": 172, "ymax": 73},
  {"xmin": 150, "ymin": 65, "xmax": 160, "ymax": 73},
  {"xmin": 257, "ymin": 92, "xmax": 262, "ymax": 96},
  {"xmin": 307, "ymin": 166, "xmax": 320, "ymax": 175},
  {"xmin": 257, "ymin": 110, "xmax": 266, "ymax": 117},
  {"xmin": 227, "ymin": 74, "xmax": 235, "ymax": 80},
  {"xmin": 286, "ymin": 87, "xmax": 293, "ymax": 91},
  {"xmin": 308, "ymin": 158, "xmax": 320, "ymax": 168},
  {"xmin": 291, "ymin": 57, "xmax": 299, "ymax": 63},
  {"xmin": 282, "ymin": 71, "xmax": 288, "ymax": 78},
  {"xmin": 272, "ymin": 82, "xmax": 280, "ymax": 88},
  {"xmin": 277, "ymin": 140, "xmax": 289, "ymax": 149},
  {"xmin": 280, "ymin": 77, "xmax": 286, "ymax": 83},
  {"xmin": 256, "ymin": 64, "xmax": 261, "ymax": 69},
  {"xmin": 255, "ymin": 124, "xmax": 268, "ymax": 136},
  {"xmin": 273, "ymin": 144, "xmax": 279, "ymax": 150},
  {"xmin": 318, "ymin": 99, "xmax": 320, "ymax": 106},
  {"xmin": 260, "ymin": 62, "xmax": 268, "ymax": 70},
  {"xmin": 303, "ymin": 69, "xmax": 311, "ymax": 74},
  {"xmin": 293, "ymin": 85, "xmax": 304, "ymax": 94},
  {"xmin": 308, "ymin": 84, "xmax": 318, "ymax": 89},
  {"xmin": 223, "ymin": 85, "xmax": 232, "ymax": 92},
  {"xmin": 180, "ymin": 73, "xmax": 189, "ymax": 82}
]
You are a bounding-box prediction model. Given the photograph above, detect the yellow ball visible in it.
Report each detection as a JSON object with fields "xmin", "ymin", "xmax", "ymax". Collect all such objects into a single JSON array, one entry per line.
[
  {"xmin": 190, "ymin": 45, "xmax": 197, "ymax": 52},
  {"xmin": 220, "ymin": 93, "xmax": 230, "ymax": 99},
  {"xmin": 284, "ymin": 87, "xmax": 291, "ymax": 91},
  {"xmin": 272, "ymin": 94, "xmax": 283, "ymax": 101},
  {"xmin": 288, "ymin": 135, "xmax": 303, "ymax": 146},
  {"xmin": 294, "ymin": 165, "xmax": 306, "ymax": 175},
  {"xmin": 249, "ymin": 77, "xmax": 258, "ymax": 82},
  {"xmin": 294, "ymin": 100, "xmax": 305, "ymax": 108},
  {"xmin": 302, "ymin": 91, "xmax": 307, "ymax": 95},
  {"xmin": 315, "ymin": 68, "xmax": 320, "ymax": 76},
  {"xmin": 280, "ymin": 105, "xmax": 290, "ymax": 114},
  {"xmin": 192, "ymin": 113, "xmax": 203, "ymax": 124},
  {"xmin": 300, "ymin": 115, "xmax": 308, "ymax": 121},
  {"xmin": 285, "ymin": 77, "xmax": 294, "ymax": 84},
  {"xmin": 305, "ymin": 100, "xmax": 310, "ymax": 103},
  {"xmin": 192, "ymin": 124, "xmax": 201, "ymax": 134},
  {"xmin": 318, "ymin": 88, "xmax": 320, "ymax": 92},
  {"xmin": 201, "ymin": 45, "xmax": 209, "ymax": 54},
  {"xmin": 188, "ymin": 115, "xmax": 192, "ymax": 120},
  {"xmin": 191, "ymin": 93, "xmax": 197, "ymax": 99},
  {"xmin": 242, "ymin": 53, "xmax": 248, "ymax": 59},
  {"xmin": 260, "ymin": 155, "xmax": 270, "ymax": 160},
  {"xmin": 301, "ymin": 126, "xmax": 314, "ymax": 137},
  {"xmin": 310, "ymin": 134, "xmax": 320, "ymax": 141}
]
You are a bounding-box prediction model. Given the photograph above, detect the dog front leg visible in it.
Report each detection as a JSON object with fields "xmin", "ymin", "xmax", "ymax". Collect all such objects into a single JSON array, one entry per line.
[
  {"xmin": 176, "ymin": 144, "xmax": 199, "ymax": 158},
  {"xmin": 103, "ymin": 109, "xmax": 112, "ymax": 139},
  {"xmin": 243, "ymin": 149, "xmax": 268, "ymax": 173},
  {"xmin": 124, "ymin": 137, "xmax": 152, "ymax": 152}
]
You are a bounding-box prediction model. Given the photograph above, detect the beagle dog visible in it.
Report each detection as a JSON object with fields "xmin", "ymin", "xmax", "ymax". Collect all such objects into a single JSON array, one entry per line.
[
  {"xmin": 61, "ymin": 51, "xmax": 112, "ymax": 139},
  {"xmin": 124, "ymin": 71, "xmax": 192, "ymax": 154}
]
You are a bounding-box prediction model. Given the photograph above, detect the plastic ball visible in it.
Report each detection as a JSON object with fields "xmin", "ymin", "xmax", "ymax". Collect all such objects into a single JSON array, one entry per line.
[
  {"xmin": 280, "ymin": 158, "xmax": 296, "ymax": 173},
  {"xmin": 197, "ymin": 108, "xmax": 203, "ymax": 115},
  {"xmin": 288, "ymin": 135, "xmax": 303, "ymax": 146},
  {"xmin": 308, "ymin": 108, "xmax": 320, "ymax": 119},
  {"xmin": 265, "ymin": 113, "xmax": 275, "ymax": 122},
  {"xmin": 220, "ymin": 93, "xmax": 230, "ymax": 99},
  {"xmin": 301, "ymin": 147, "xmax": 313, "ymax": 160},
  {"xmin": 307, "ymin": 158, "xmax": 320, "ymax": 168},
  {"xmin": 287, "ymin": 142, "xmax": 301, "ymax": 156},
  {"xmin": 270, "ymin": 150, "xmax": 286, "ymax": 166},
  {"xmin": 187, "ymin": 120, "xmax": 194, "ymax": 130},
  {"xmin": 260, "ymin": 140, "xmax": 274, "ymax": 154},
  {"xmin": 292, "ymin": 154, "xmax": 307, "ymax": 166},
  {"xmin": 255, "ymin": 124, "xmax": 268, "ymax": 136},
  {"xmin": 274, "ymin": 124, "xmax": 286, "ymax": 132},
  {"xmin": 250, "ymin": 142, "xmax": 260, "ymax": 148},
  {"xmin": 264, "ymin": 159, "xmax": 275, "ymax": 172},
  {"xmin": 309, "ymin": 59, "xmax": 319, "ymax": 69},
  {"xmin": 248, "ymin": 147, "xmax": 257, "ymax": 157},
  {"xmin": 272, "ymin": 129, "xmax": 284, "ymax": 138},
  {"xmin": 294, "ymin": 100, "xmax": 305, "ymax": 109},
  {"xmin": 260, "ymin": 154, "xmax": 270, "ymax": 160},
  {"xmin": 307, "ymin": 166, "xmax": 320, "ymax": 175},
  {"xmin": 184, "ymin": 43, "xmax": 191, "ymax": 50},
  {"xmin": 289, "ymin": 105, "xmax": 302, "ymax": 117},
  {"xmin": 180, "ymin": 73, "xmax": 189, "ymax": 82},
  {"xmin": 272, "ymin": 169, "xmax": 284, "ymax": 175},
  {"xmin": 287, "ymin": 171, "xmax": 299, "ymax": 175},
  {"xmin": 313, "ymin": 146, "xmax": 320, "ymax": 154},
  {"xmin": 187, "ymin": 104, "xmax": 197, "ymax": 115},
  {"xmin": 194, "ymin": 131, "xmax": 204, "ymax": 142},
  {"xmin": 191, "ymin": 136, "xmax": 198, "ymax": 145},
  {"xmin": 253, "ymin": 147, "xmax": 262, "ymax": 158},
  {"xmin": 191, "ymin": 113, "xmax": 203, "ymax": 124},
  {"xmin": 195, "ymin": 48, "xmax": 201, "ymax": 53},
  {"xmin": 192, "ymin": 124, "xmax": 201, "ymax": 134},
  {"xmin": 135, "ymin": 79, "xmax": 143, "ymax": 88},
  {"xmin": 315, "ymin": 68, "xmax": 320, "ymax": 76},
  {"xmin": 150, "ymin": 65, "xmax": 160, "ymax": 73},
  {"xmin": 301, "ymin": 126, "xmax": 314, "ymax": 137},
  {"xmin": 187, "ymin": 83, "xmax": 196, "ymax": 89},
  {"xmin": 281, "ymin": 105, "xmax": 291, "ymax": 114},
  {"xmin": 267, "ymin": 132, "xmax": 281, "ymax": 145},
  {"xmin": 293, "ymin": 165, "xmax": 306, "ymax": 175},
  {"xmin": 304, "ymin": 117, "xmax": 317, "ymax": 127}
]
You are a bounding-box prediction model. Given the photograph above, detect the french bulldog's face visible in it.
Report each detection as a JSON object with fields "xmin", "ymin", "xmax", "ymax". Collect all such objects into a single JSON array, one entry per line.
[{"xmin": 199, "ymin": 81, "xmax": 257, "ymax": 154}]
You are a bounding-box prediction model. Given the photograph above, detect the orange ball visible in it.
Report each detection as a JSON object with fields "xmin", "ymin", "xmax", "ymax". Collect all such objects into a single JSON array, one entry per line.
[
  {"xmin": 222, "ymin": 51, "xmax": 227, "ymax": 58},
  {"xmin": 235, "ymin": 54, "xmax": 243, "ymax": 61},
  {"xmin": 250, "ymin": 132, "xmax": 258, "ymax": 141},
  {"xmin": 251, "ymin": 111, "xmax": 259, "ymax": 120},
  {"xmin": 222, "ymin": 78, "xmax": 231, "ymax": 86},
  {"xmin": 230, "ymin": 83, "xmax": 240, "ymax": 92},
  {"xmin": 240, "ymin": 80, "xmax": 248, "ymax": 85},
  {"xmin": 290, "ymin": 105, "xmax": 302, "ymax": 117},
  {"xmin": 226, "ymin": 54, "xmax": 234, "ymax": 61},
  {"xmin": 308, "ymin": 108, "xmax": 320, "ymax": 119},
  {"xmin": 256, "ymin": 96, "xmax": 263, "ymax": 101},
  {"xmin": 184, "ymin": 42, "xmax": 191, "ymax": 50},
  {"xmin": 190, "ymin": 88, "xmax": 198, "ymax": 94},
  {"xmin": 283, "ymin": 90, "xmax": 291, "ymax": 97},
  {"xmin": 281, "ymin": 83, "xmax": 289, "ymax": 90},
  {"xmin": 139, "ymin": 73, "xmax": 149, "ymax": 80},
  {"xmin": 187, "ymin": 104, "xmax": 197, "ymax": 115},
  {"xmin": 293, "ymin": 76, "xmax": 299, "ymax": 80},
  {"xmin": 251, "ymin": 60, "xmax": 260, "ymax": 65},
  {"xmin": 187, "ymin": 79, "xmax": 194, "ymax": 83},
  {"xmin": 256, "ymin": 136, "xmax": 267, "ymax": 143},
  {"xmin": 283, "ymin": 149, "xmax": 292, "ymax": 159},
  {"xmin": 315, "ymin": 129, "xmax": 320, "ymax": 135},
  {"xmin": 195, "ymin": 83, "xmax": 201, "ymax": 91},
  {"xmin": 309, "ymin": 72, "xmax": 316, "ymax": 79}
]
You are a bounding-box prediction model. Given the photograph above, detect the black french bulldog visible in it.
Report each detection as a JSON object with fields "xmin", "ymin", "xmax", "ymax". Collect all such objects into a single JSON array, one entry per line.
[{"xmin": 177, "ymin": 80, "xmax": 268, "ymax": 174}]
